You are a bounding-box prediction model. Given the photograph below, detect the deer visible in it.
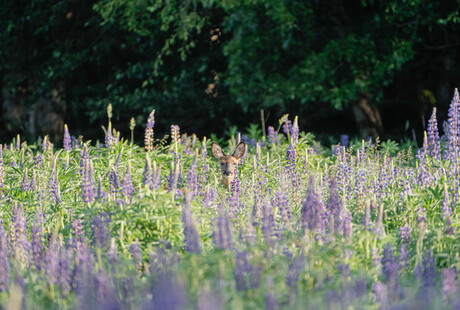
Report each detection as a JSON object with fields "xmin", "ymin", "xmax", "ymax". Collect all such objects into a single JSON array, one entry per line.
[{"xmin": 211, "ymin": 142, "xmax": 246, "ymax": 188}]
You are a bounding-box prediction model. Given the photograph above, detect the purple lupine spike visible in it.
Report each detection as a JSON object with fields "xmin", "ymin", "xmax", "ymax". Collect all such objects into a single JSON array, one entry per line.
[
  {"xmin": 326, "ymin": 177, "xmax": 342, "ymax": 235},
  {"xmin": 423, "ymin": 250, "xmax": 436, "ymax": 288},
  {"xmin": 21, "ymin": 168, "xmax": 30, "ymax": 191},
  {"xmin": 445, "ymin": 89, "xmax": 460, "ymax": 161},
  {"xmin": 441, "ymin": 267, "xmax": 457, "ymax": 303},
  {"xmin": 71, "ymin": 219, "xmax": 83, "ymax": 251},
  {"xmin": 74, "ymin": 244, "xmax": 93, "ymax": 300},
  {"xmin": 441, "ymin": 187, "xmax": 452, "ymax": 220},
  {"xmin": 171, "ymin": 125, "xmax": 181, "ymax": 144},
  {"xmin": 105, "ymin": 123, "xmax": 113, "ymax": 148},
  {"xmin": 267, "ymin": 126, "xmax": 278, "ymax": 145},
  {"xmin": 373, "ymin": 281, "xmax": 388, "ymax": 309},
  {"xmin": 399, "ymin": 223, "xmax": 411, "ymax": 244},
  {"xmin": 382, "ymin": 244, "xmax": 400, "ymax": 300},
  {"xmin": 34, "ymin": 152, "xmax": 43, "ymax": 167},
  {"xmin": 48, "ymin": 161, "xmax": 60, "ymax": 204},
  {"xmin": 108, "ymin": 238, "xmax": 118, "ymax": 264},
  {"xmin": 290, "ymin": 116, "xmax": 299, "ymax": 145},
  {"xmin": 82, "ymin": 161, "xmax": 95, "ymax": 203},
  {"xmin": 167, "ymin": 162, "xmax": 179, "ymax": 196},
  {"xmin": 144, "ymin": 109, "xmax": 155, "ymax": 152},
  {"xmin": 182, "ymin": 193, "xmax": 201, "ymax": 254},
  {"xmin": 152, "ymin": 271, "xmax": 188, "ymax": 310},
  {"xmin": 283, "ymin": 119, "xmax": 292, "ymax": 136},
  {"xmin": 187, "ymin": 151, "xmax": 198, "ymax": 197},
  {"xmin": 0, "ymin": 145, "xmax": 4, "ymax": 189},
  {"xmin": 399, "ymin": 243, "xmax": 409, "ymax": 270},
  {"xmin": 143, "ymin": 154, "xmax": 153, "ymax": 190},
  {"xmin": 63, "ymin": 124, "xmax": 72, "ymax": 151},
  {"xmin": 129, "ymin": 240, "xmax": 142, "ymax": 275},
  {"xmin": 80, "ymin": 145, "xmax": 89, "ymax": 176},
  {"xmin": 152, "ymin": 162, "xmax": 162, "ymax": 190},
  {"xmin": 13, "ymin": 204, "xmax": 30, "ymax": 268},
  {"xmin": 445, "ymin": 215, "xmax": 455, "ymax": 235},
  {"xmin": 234, "ymin": 251, "xmax": 251, "ymax": 291},
  {"xmin": 202, "ymin": 187, "xmax": 215, "ymax": 208},
  {"xmin": 109, "ymin": 168, "xmax": 120, "ymax": 199},
  {"xmin": 92, "ymin": 214, "xmax": 110, "ymax": 249},
  {"xmin": 45, "ymin": 233, "xmax": 60, "ymax": 287},
  {"xmin": 427, "ymin": 108, "xmax": 441, "ymax": 160},
  {"xmin": 58, "ymin": 246, "xmax": 71, "ymax": 296},
  {"xmin": 31, "ymin": 208, "xmax": 43, "ymax": 270},
  {"xmin": 0, "ymin": 217, "xmax": 10, "ymax": 292},
  {"xmin": 29, "ymin": 170, "xmax": 36, "ymax": 192},
  {"xmin": 416, "ymin": 133, "xmax": 430, "ymax": 188},
  {"xmin": 262, "ymin": 199, "xmax": 274, "ymax": 242},
  {"xmin": 114, "ymin": 149, "xmax": 123, "ymax": 172},
  {"xmin": 213, "ymin": 205, "xmax": 233, "ymax": 250},
  {"xmin": 121, "ymin": 162, "xmax": 134, "ymax": 197},
  {"xmin": 285, "ymin": 252, "xmax": 305, "ymax": 290},
  {"xmin": 95, "ymin": 176, "xmax": 107, "ymax": 201},
  {"xmin": 301, "ymin": 176, "xmax": 325, "ymax": 233}
]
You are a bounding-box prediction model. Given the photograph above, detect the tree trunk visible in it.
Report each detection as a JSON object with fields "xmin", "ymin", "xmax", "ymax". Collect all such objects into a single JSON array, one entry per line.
[{"xmin": 351, "ymin": 94, "xmax": 383, "ymax": 138}]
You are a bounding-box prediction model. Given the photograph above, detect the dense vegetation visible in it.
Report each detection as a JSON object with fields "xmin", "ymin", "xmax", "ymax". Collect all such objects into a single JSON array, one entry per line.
[
  {"xmin": 2, "ymin": 0, "xmax": 460, "ymax": 141},
  {"xmin": 1, "ymin": 90, "xmax": 460, "ymax": 308}
]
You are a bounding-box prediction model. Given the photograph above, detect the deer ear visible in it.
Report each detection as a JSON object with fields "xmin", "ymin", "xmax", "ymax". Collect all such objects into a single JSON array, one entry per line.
[
  {"xmin": 232, "ymin": 142, "xmax": 246, "ymax": 160},
  {"xmin": 211, "ymin": 142, "xmax": 225, "ymax": 160}
]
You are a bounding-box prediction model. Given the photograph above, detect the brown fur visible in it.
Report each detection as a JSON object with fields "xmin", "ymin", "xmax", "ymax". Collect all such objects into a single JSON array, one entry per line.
[{"xmin": 211, "ymin": 142, "xmax": 246, "ymax": 188}]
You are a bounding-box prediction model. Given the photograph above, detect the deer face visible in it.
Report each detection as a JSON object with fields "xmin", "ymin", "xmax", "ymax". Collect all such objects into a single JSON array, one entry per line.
[{"xmin": 211, "ymin": 142, "xmax": 246, "ymax": 188}]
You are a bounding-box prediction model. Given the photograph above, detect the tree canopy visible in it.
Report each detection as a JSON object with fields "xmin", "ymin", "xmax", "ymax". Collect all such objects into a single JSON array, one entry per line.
[{"xmin": 1, "ymin": 0, "xmax": 460, "ymax": 141}]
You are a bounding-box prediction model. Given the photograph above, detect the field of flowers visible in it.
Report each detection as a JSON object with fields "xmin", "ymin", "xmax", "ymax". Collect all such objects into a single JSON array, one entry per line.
[{"xmin": 1, "ymin": 91, "xmax": 460, "ymax": 309}]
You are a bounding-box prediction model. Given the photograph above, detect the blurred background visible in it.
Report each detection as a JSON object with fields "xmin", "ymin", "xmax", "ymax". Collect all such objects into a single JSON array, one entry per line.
[{"xmin": 1, "ymin": 0, "xmax": 460, "ymax": 145}]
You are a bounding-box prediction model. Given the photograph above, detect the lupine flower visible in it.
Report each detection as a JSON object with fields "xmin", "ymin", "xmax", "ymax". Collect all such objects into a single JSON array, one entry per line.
[
  {"xmin": 129, "ymin": 240, "xmax": 142, "ymax": 274},
  {"xmin": 444, "ymin": 88, "xmax": 460, "ymax": 161},
  {"xmin": 145, "ymin": 109, "xmax": 155, "ymax": 152},
  {"xmin": 301, "ymin": 176, "xmax": 325, "ymax": 233},
  {"xmin": 151, "ymin": 271, "xmax": 188, "ymax": 310},
  {"xmin": 182, "ymin": 193, "xmax": 201, "ymax": 254},
  {"xmin": 399, "ymin": 223, "xmax": 411, "ymax": 244},
  {"xmin": 262, "ymin": 199, "xmax": 274, "ymax": 242},
  {"xmin": 213, "ymin": 209, "xmax": 233, "ymax": 250},
  {"xmin": 58, "ymin": 246, "xmax": 71, "ymax": 295},
  {"xmin": 445, "ymin": 215, "xmax": 454, "ymax": 235},
  {"xmin": 121, "ymin": 162, "xmax": 134, "ymax": 197},
  {"xmin": 290, "ymin": 116, "xmax": 299, "ymax": 145},
  {"xmin": 63, "ymin": 124, "xmax": 72, "ymax": 151},
  {"xmin": 45, "ymin": 232, "xmax": 60, "ymax": 287},
  {"xmin": 234, "ymin": 251, "xmax": 251, "ymax": 291},
  {"xmin": 427, "ymin": 108, "xmax": 441, "ymax": 160},
  {"xmin": 13, "ymin": 204, "xmax": 30, "ymax": 269},
  {"xmin": 29, "ymin": 170, "xmax": 36, "ymax": 192},
  {"xmin": 382, "ymin": 244, "xmax": 399, "ymax": 300},
  {"xmin": 105, "ymin": 122, "xmax": 114, "ymax": 148},
  {"xmin": 0, "ymin": 217, "xmax": 10, "ymax": 292},
  {"xmin": 285, "ymin": 252, "xmax": 305, "ymax": 290},
  {"xmin": 441, "ymin": 186, "xmax": 452, "ymax": 219},
  {"xmin": 283, "ymin": 119, "xmax": 292, "ymax": 136},
  {"xmin": 171, "ymin": 125, "xmax": 181, "ymax": 144},
  {"xmin": 31, "ymin": 208, "xmax": 43, "ymax": 270},
  {"xmin": 79, "ymin": 145, "xmax": 89, "ymax": 176},
  {"xmin": 82, "ymin": 161, "xmax": 95, "ymax": 203},
  {"xmin": 187, "ymin": 151, "xmax": 198, "ymax": 197},
  {"xmin": 441, "ymin": 267, "xmax": 457, "ymax": 303},
  {"xmin": 93, "ymin": 214, "xmax": 110, "ymax": 249},
  {"xmin": 0, "ymin": 145, "xmax": 4, "ymax": 189},
  {"xmin": 71, "ymin": 219, "xmax": 84, "ymax": 251},
  {"xmin": 326, "ymin": 177, "xmax": 342, "ymax": 235},
  {"xmin": 267, "ymin": 126, "xmax": 278, "ymax": 145},
  {"xmin": 109, "ymin": 168, "xmax": 120, "ymax": 198},
  {"xmin": 95, "ymin": 176, "xmax": 107, "ymax": 201},
  {"xmin": 21, "ymin": 168, "xmax": 30, "ymax": 191},
  {"xmin": 399, "ymin": 243, "xmax": 409, "ymax": 270},
  {"xmin": 143, "ymin": 154, "xmax": 153, "ymax": 190},
  {"xmin": 373, "ymin": 281, "xmax": 388, "ymax": 309},
  {"xmin": 48, "ymin": 161, "xmax": 61, "ymax": 203},
  {"xmin": 423, "ymin": 250, "xmax": 436, "ymax": 288}
]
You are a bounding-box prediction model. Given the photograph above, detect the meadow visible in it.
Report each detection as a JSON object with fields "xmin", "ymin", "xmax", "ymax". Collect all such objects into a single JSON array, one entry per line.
[{"xmin": 1, "ymin": 92, "xmax": 460, "ymax": 309}]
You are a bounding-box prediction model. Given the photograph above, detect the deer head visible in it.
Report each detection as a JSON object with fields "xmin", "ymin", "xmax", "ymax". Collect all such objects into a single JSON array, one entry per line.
[{"xmin": 211, "ymin": 142, "xmax": 246, "ymax": 188}]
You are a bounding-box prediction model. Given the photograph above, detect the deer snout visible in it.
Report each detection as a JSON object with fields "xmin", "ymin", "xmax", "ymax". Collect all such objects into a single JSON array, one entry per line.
[{"xmin": 223, "ymin": 170, "xmax": 232, "ymax": 176}]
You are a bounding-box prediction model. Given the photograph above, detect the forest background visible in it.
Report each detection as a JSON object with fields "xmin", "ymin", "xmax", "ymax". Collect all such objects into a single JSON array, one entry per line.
[{"xmin": 1, "ymin": 0, "xmax": 460, "ymax": 144}]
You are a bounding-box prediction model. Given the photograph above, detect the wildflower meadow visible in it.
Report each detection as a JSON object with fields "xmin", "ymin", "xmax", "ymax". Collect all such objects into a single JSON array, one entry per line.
[{"xmin": 2, "ymin": 90, "xmax": 460, "ymax": 309}]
